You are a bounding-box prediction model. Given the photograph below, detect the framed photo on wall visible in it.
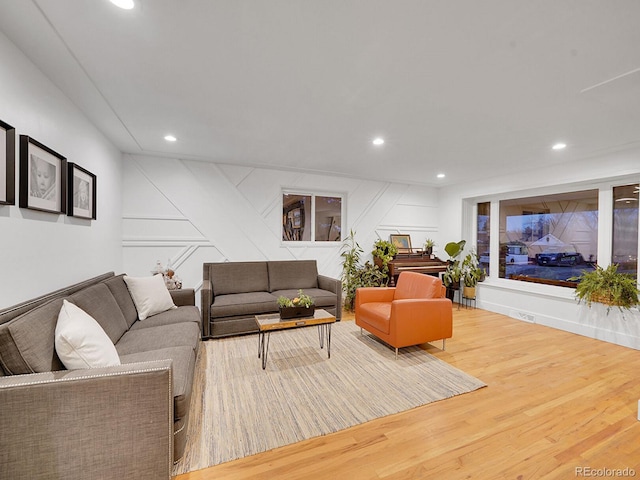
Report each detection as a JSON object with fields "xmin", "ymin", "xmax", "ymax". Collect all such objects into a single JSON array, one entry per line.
[
  {"xmin": 67, "ymin": 162, "xmax": 96, "ymax": 219},
  {"xmin": 19, "ymin": 135, "xmax": 67, "ymax": 214},
  {"xmin": 0, "ymin": 119, "xmax": 16, "ymax": 205}
]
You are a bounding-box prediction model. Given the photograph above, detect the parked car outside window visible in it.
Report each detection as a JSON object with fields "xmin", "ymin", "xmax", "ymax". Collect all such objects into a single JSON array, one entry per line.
[{"xmin": 536, "ymin": 247, "xmax": 584, "ymax": 266}]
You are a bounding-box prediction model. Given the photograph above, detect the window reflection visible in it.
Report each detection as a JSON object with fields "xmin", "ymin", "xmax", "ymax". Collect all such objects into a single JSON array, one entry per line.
[
  {"xmin": 499, "ymin": 190, "xmax": 598, "ymax": 285},
  {"xmin": 282, "ymin": 193, "xmax": 342, "ymax": 242},
  {"xmin": 613, "ymin": 184, "xmax": 639, "ymax": 278},
  {"xmin": 477, "ymin": 202, "xmax": 490, "ymax": 276},
  {"xmin": 315, "ymin": 196, "xmax": 342, "ymax": 241},
  {"xmin": 283, "ymin": 194, "xmax": 311, "ymax": 241}
]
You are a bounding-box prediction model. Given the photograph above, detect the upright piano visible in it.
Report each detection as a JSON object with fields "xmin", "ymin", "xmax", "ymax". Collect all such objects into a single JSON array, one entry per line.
[{"xmin": 387, "ymin": 253, "xmax": 448, "ymax": 286}]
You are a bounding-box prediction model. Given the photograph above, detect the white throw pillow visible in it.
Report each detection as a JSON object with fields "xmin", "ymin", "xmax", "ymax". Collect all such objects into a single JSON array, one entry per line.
[
  {"xmin": 123, "ymin": 274, "xmax": 177, "ymax": 320},
  {"xmin": 55, "ymin": 300, "xmax": 121, "ymax": 370}
]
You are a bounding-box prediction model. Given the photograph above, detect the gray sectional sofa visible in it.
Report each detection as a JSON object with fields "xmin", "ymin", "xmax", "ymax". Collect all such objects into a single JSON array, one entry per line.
[
  {"xmin": 0, "ymin": 272, "xmax": 201, "ymax": 480},
  {"xmin": 202, "ymin": 259, "xmax": 342, "ymax": 338}
]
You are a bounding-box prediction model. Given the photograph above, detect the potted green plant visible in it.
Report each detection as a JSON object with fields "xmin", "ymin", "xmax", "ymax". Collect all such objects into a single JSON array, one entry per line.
[
  {"xmin": 443, "ymin": 240, "xmax": 466, "ymax": 300},
  {"xmin": 372, "ymin": 239, "xmax": 398, "ymax": 282},
  {"xmin": 341, "ymin": 230, "xmax": 386, "ymax": 310},
  {"xmin": 461, "ymin": 250, "xmax": 483, "ymax": 299},
  {"xmin": 570, "ymin": 264, "xmax": 640, "ymax": 313},
  {"xmin": 277, "ymin": 289, "xmax": 315, "ymax": 318},
  {"xmin": 424, "ymin": 238, "xmax": 435, "ymax": 256}
]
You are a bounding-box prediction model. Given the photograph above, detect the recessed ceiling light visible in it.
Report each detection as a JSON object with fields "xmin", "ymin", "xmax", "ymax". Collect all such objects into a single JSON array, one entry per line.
[
  {"xmin": 437, "ymin": 173, "xmax": 446, "ymax": 179},
  {"xmin": 164, "ymin": 135, "xmax": 177, "ymax": 142},
  {"xmin": 110, "ymin": 0, "xmax": 134, "ymax": 9},
  {"xmin": 552, "ymin": 142, "xmax": 567, "ymax": 150},
  {"xmin": 372, "ymin": 138, "xmax": 384, "ymax": 146}
]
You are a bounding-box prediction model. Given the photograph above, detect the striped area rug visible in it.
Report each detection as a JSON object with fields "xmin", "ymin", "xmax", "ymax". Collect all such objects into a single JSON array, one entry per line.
[{"xmin": 173, "ymin": 320, "xmax": 486, "ymax": 475}]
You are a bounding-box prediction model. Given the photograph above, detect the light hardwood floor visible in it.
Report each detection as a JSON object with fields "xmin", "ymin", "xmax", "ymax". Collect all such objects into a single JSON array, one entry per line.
[{"xmin": 175, "ymin": 307, "xmax": 640, "ymax": 479}]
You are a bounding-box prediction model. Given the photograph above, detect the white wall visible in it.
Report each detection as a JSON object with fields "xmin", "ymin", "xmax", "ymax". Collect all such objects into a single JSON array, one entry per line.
[
  {"xmin": 439, "ymin": 149, "xmax": 640, "ymax": 348},
  {"xmin": 122, "ymin": 154, "xmax": 441, "ymax": 306},
  {"xmin": 0, "ymin": 31, "xmax": 123, "ymax": 308}
]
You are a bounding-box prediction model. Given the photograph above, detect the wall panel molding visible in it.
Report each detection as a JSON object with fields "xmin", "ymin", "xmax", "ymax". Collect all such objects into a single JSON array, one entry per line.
[{"xmin": 122, "ymin": 155, "xmax": 441, "ymax": 302}]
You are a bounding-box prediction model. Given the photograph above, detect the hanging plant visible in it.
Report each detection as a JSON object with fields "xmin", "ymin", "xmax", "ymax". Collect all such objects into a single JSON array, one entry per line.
[{"xmin": 570, "ymin": 264, "xmax": 639, "ymax": 313}]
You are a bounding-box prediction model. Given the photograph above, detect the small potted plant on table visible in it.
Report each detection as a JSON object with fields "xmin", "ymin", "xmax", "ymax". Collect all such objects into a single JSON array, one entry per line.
[{"xmin": 278, "ymin": 289, "xmax": 316, "ymax": 319}]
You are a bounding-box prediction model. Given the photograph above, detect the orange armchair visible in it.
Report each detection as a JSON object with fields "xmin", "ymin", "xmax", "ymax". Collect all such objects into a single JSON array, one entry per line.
[{"xmin": 355, "ymin": 271, "xmax": 453, "ymax": 358}]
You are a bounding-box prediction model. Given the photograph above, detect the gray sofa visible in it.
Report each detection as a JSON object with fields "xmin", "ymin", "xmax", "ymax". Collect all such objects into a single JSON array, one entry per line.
[
  {"xmin": 202, "ymin": 260, "xmax": 342, "ymax": 338},
  {"xmin": 0, "ymin": 272, "xmax": 201, "ymax": 480}
]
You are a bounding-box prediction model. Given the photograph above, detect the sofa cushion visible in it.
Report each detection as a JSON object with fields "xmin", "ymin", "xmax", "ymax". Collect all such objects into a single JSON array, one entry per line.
[
  {"xmin": 55, "ymin": 300, "xmax": 121, "ymax": 370},
  {"xmin": 210, "ymin": 262, "xmax": 269, "ymax": 296},
  {"xmin": 0, "ymin": 298, "xmax": 65, "ymax": 374},
  {"xmin": 103, "ymin": 274, "xmax": 139, "ymax": 328},
  {"xmin": 119, "ymin": 346, "xmax": 195, "ymax": 420},
  {"xmin": 68, "ymin": 283, "xmax": 129, "ymax": 344},
  {"xmin": 210, "ymin": 292, "xmax": 278, "ymax": 318},
  {"xmin": 271, "ymin": 288, "xmax": 337, "ymax": 309},
  {"xmin": 268, "ymin": 260, "xmax": 318, "ymax": 292},
  {"xmin": 124, "ymin": 274, "xmax": 177, "ymax": 320},
  {"xmin": 129, "ymin": 305, "xmax": 201, "ymax": 331},
  {"xmin": 115, "ymin": 322, "xmax": 200, "ymax": 356}
]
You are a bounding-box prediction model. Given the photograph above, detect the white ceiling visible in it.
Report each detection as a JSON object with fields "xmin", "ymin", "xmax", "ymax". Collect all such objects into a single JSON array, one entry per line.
[{"xmin": 1, "ymin": 0, "xmax": 639, "ymax": 186}]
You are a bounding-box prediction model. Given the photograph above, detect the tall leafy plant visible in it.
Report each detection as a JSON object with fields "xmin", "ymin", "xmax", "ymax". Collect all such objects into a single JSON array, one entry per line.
[
  {"xmin": 442, "ymin": 240, "xmax": 466, "ymax": 288},
  {"xmin": 461, "ymin": 250, "xmax": 484, "ymax": 287},
  {"xmin": 372, "ymin": 239, "xmax": 398, "ymax": 284},
  {"xmin": 341, "ymin": 230, "xmax": 385, "ymax": 310}
]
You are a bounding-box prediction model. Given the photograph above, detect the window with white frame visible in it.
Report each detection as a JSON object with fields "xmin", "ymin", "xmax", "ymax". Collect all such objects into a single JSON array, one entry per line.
[
  {"xmin": 498, "ymin": 189, "xmax": 599, "ymax": 285},
  {"xmin": 282, "ymin": 192, "xmax": 343, "ymax": 242},
  {"xmin": 475, "ymin": 182, "xmax": 640, "ymax": 286}
]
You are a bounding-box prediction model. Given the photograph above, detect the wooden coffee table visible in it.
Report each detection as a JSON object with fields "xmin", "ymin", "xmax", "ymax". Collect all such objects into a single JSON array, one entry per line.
[{"xmin": 254, "ymin": 309, "xmax": 336, "ymax": 369}]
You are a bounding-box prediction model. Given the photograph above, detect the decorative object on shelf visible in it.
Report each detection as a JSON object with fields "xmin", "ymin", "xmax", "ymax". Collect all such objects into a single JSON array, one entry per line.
[
  {"xmin": 569, "ymin": 264, "xmax": 639, "ymax": 313},
  {"xmin": 19, "ymin": 135, "xmax": 67, "ymax": 214},
  {"xmin": 151, "ymin": 260, "xmax": 183, "ymax": 290},
  {"xmin": 372, "ymin": 238, "xmax": 398, "ymax": 284},
  {"xmin": 0, "ymin": 118, "xmax": 15, "ymax": 206},
  {"xmin": 67, "ymin": 163, "xmax": 96, "ymax": 219},
  {"xmin": 443, "ymin": 240, "xmax": 466, "ymax": 301},
  {"xmin": 277, "ymin": 289, "xmax": 315, "ymax": 319},
  {"xmin": 424, "ymin": 238, "xmax": 435, "ymax": 256}
]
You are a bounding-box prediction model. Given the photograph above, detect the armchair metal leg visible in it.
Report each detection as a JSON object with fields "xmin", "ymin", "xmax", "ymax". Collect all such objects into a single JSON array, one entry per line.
[
  {"xmin": 442, "ymin": 339, "xmax": 446, "ymax": 350},
  {"xmin": 395, "ymin": 347, "xmax": 398, "ymax": 360}
]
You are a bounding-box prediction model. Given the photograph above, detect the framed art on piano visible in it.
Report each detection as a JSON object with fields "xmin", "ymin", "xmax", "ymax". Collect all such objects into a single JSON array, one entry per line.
[{"xmin": 390, "ymin": 234, "xmax": 412, "ymax": 253}]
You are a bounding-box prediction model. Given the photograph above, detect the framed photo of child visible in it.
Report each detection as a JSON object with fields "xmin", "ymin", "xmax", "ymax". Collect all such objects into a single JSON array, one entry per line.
[
  {"xmin": 67, "ymin": 163, "xmax": 96, "ymax": 220},
  {"xmin": 0, "ymin": 119, "xmax": 15, "ymax": 205},
  {"xmin": 19, "ymin": 135, "xmax": 67, "ymax": 214}
]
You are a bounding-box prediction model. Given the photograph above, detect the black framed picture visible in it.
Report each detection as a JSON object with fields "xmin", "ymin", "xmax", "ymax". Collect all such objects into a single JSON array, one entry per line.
[
  {"xmin": 19, "ymin": 135, "xmax": 67, "ymax": 214},
  {"xmin": 67, "ymin": 162, "xmax": 96, "ymax": 220},
  {"xmin": 0, "ymin": 119, "xmax": 16, "ymax": 205}
]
